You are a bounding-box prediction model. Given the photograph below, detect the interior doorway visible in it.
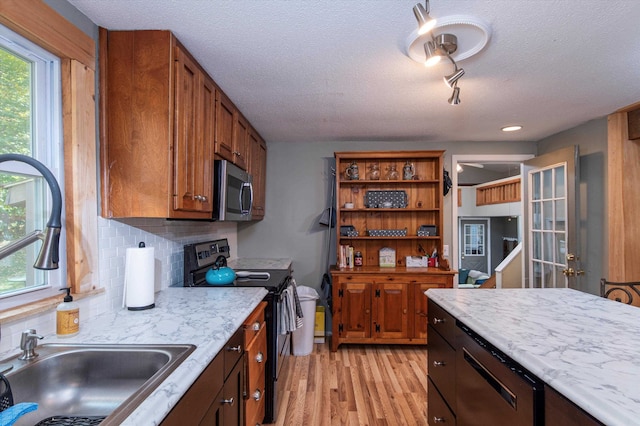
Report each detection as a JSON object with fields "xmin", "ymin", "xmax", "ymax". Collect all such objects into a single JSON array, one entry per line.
[{"xmin": 451, "ymin": 154, "xmax": 534, "ymax": 283}]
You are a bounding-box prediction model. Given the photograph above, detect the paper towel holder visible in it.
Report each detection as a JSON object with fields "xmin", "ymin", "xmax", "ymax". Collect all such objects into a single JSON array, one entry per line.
[{"xmin": 123, "ymin": 241, "xmax": 156, "ymax": 311}]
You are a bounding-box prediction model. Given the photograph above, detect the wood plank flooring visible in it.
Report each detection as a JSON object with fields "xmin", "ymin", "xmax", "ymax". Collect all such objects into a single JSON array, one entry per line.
[{"xmin": 265, "ymin": 343, "xmax": 428, "ymax": 426}]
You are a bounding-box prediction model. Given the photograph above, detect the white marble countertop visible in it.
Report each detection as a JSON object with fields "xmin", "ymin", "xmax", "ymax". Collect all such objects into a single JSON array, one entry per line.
[
  {"xmin": 6, "ymin": 286, "xmax": 268, "ymax": 425},
  {"xmin": 227, "ymin": 257, "xmax": 292, "ymax": 271},
  {"xmin": 426, "ymin": 288, "xmax": 640, "ymax": 426}
]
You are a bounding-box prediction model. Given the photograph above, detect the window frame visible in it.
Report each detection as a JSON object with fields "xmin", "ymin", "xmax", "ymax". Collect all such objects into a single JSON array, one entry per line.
[
  {"xmin": 0, "ymin": 0, "xmax": 99, "ymax": 318},
  {"xmin": 0, "ymin": 23, "xmax": 67, "ymax": 306}
]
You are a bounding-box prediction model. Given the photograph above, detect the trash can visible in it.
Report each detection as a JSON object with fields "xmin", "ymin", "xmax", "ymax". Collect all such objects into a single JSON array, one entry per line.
[{"xmin": 292, "ymin": 286, "xmax": 320, "ymax": 356}]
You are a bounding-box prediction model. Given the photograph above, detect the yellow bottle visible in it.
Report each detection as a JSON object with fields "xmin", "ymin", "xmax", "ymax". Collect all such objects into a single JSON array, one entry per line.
[{"xmin": 57, "ymin": 287, "xmax": 79, "ymax": 336}]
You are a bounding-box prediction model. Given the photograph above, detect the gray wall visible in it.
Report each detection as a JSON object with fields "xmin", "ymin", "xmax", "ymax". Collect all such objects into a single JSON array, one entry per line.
[
  {"xmin": 238, "ymin": 140, "xmax": 537, "ymax": 298},
  {"xmin": 537, "ymin": 117, "xmax": 608, "ymax": 295}
]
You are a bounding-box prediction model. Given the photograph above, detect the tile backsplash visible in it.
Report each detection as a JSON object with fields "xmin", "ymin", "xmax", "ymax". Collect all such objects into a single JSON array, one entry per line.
[{"xmin": 0, "ymin": 217, "xmax": 237, "ymax": 353}]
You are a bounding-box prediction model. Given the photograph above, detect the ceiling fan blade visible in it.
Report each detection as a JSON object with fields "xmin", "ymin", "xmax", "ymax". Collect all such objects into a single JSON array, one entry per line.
[{"xmin": 460, "ymin": 163, "xmax": 484, "ymax": 168}]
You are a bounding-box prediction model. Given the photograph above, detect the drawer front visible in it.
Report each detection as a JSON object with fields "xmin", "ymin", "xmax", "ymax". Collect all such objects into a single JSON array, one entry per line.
[
  {"xmin": 428, "ymin": 378, "xmax": 456, "ymax": 426},
  {"xmin": 244, "ymin": 302, "xmax": 266, "ymax": 345},
  {"xmin": 428, "ymin": 324, "xmax": 456, "ymax": 411},
  {"xmin": 246, "ymin": 323, "xmax": 267, "ymax": 390},
  {"xmin": 224, "ymin": 327, "xmax": 245, "ymax": 379},
  {"xmin": 427, "ymin": 299, "xmax": 455, "ymax": 345},
  {"xmin": 245, "ymin": 386, "xmax": 266, "ymax": 426}
]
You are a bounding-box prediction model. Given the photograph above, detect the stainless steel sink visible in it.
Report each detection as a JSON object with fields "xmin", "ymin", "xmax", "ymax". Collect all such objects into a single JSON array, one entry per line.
[{"xmin": 0, "ymin": 343, "xmax": 195, "ymax": 425}]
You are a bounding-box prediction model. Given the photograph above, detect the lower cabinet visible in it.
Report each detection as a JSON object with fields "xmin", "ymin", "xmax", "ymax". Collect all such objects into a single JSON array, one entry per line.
[
  {"xmin": 243, "ymin": 302, "xmax": 267, "ymax": 426},
  {"xmin": 161, "ymin": 327, "xmax": 245, "ymax": 426},
  {"xmin": 330, "ymin": 270, "xmax": 454, "ymax": 351},
  {"xmin": 427, "ymin": 299, "xmax": 604, "ymax": 426}
]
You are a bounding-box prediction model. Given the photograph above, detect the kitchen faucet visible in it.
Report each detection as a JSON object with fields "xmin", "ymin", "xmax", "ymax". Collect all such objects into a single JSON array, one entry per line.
[
  {"xmin": 18, "ymin": 329, "xmax": 44, "ymax": 360},
  {"xmin": 0, "ymin": 154, "xmax": 62, "ymax": 270}
]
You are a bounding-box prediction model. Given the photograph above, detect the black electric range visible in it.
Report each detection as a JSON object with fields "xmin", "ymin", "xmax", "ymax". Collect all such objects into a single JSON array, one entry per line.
[{"xmin": 182, "ymin": 239, "xmax": 291, "ymax": 424}]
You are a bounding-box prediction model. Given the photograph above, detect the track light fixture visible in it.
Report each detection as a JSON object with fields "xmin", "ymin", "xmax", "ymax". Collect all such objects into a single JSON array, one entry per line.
[{"xmin": 407, "ymin": 2, "xmax": 491, "ymax": 104}]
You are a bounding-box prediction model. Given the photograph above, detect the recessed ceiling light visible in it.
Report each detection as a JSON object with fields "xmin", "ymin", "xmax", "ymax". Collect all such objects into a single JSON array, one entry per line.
[{"xmin": 501, "ymin": 125, "xmax": 522, "ymax": 132}]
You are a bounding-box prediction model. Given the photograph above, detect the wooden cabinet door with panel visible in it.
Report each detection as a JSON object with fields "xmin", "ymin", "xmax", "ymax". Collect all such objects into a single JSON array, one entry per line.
[
  {"xmin": 233, "ymin": 114, "xmax": 249, "ymax": 170},
  {"xmin": 215, "ymin": 90, "xmax": 235, "ymax": 162},
  {"xmin": 373, "ymin": 280, "xmax": 409, "ymax": 340},
  {"xmin": 248, "ymin": 129, "xmax": 267, "ymax": 220},
  {"xmin": 337, "ymin": 280, "xmax": 372, "ymax": 341},
  {"xmin": 412, "ymin": 276, "xmax": 452, "ymax": 341}
]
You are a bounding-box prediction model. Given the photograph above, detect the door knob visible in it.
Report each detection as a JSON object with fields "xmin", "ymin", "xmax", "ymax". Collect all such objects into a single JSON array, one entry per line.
[{"xmin": 562, "ymin": 268, "xmax": 584, "ymax": 277}]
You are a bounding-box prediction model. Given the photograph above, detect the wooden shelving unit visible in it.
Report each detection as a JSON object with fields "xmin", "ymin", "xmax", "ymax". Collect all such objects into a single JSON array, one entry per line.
[{"xmin": 330, "ymin": 151, "xmax": 455, "ymax": 351}]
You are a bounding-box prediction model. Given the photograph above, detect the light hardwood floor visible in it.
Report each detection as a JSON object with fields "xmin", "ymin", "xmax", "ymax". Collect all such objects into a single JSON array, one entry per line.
[{"xmin": 265, "ymin": 343, "xmax": 428, "ymax": 426}]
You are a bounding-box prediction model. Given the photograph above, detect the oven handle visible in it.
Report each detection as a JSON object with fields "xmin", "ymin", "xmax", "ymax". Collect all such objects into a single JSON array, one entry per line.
[{"xmin": 462, "ymin": 347, "xmax": 517, "ymax": 409}]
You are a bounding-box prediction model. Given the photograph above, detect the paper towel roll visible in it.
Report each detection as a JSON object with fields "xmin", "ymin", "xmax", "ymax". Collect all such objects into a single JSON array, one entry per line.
[{"xmin": 123, "ymin": 244, "xmax": 155, "ymax": 310}]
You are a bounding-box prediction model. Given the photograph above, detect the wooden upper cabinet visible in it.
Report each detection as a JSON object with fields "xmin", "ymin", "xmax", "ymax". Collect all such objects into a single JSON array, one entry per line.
[
  {"xmin": 173, "ymin": 46, "xmax": 214, "ymax": 214},
  {"xmin": 249, "ymin": 129, "xmax": 267, "ymax": 219},
  {"xmin": 214, "ymin": 90, "xmax": 235, "ymax": 162},
  {"xmin": 101, "ymin": 30, "xmax": 213, "ymax": 219},
  {"xmin": 233, "ymin": 114, "xmax": 249, "ymax": 170}
]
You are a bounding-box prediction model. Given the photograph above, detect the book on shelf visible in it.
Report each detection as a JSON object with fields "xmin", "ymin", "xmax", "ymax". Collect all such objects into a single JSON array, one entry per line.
[{"xmin": 338, "ymin": 244, "xmax": 355, "ymax": 268}]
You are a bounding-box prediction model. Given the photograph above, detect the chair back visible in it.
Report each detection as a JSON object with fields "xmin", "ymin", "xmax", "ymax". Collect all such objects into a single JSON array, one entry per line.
[{"xmin": 600, "ymin": 278, "xmax": 640, "ymax": 307}]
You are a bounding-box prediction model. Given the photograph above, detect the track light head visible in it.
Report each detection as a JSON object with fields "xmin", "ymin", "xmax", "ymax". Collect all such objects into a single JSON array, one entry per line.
[
  {"xmin": 448, "ymin": 86, "xmax": 461, "ymax": 105},
  {"xmin": 423, "ymin": 41, "xmax": 441, "ymax": 67},
  {"xmin": 444, "ymin": 67, "xmax": 465, "ymax": 88},
  {"xmin": 413, "ymin": 2, "xmax": 436, "ymax": 35}
]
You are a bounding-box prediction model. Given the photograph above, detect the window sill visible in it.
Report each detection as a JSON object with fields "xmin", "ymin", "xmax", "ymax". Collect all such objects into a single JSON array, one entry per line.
[{"xmin": 0, "ymin": 287, "xmax": 105, "ymax": 323}]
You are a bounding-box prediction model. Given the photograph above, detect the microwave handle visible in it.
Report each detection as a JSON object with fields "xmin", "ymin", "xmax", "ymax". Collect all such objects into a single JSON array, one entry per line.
[{"xmin": 240, "ymin": 181, "xmax": 253, "ymax": 214}]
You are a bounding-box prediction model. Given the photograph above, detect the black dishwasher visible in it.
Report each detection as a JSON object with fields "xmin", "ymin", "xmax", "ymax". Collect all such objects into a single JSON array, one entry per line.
[{"xmin": 456, "ymin": 321, "xmax": 544, "ymax": 426}]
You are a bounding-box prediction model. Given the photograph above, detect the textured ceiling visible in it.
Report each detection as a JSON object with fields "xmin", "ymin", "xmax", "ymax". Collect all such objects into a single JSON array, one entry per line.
[{"xmin": 67, "ymin": 0, "xmax": 640, "ymax": 144}]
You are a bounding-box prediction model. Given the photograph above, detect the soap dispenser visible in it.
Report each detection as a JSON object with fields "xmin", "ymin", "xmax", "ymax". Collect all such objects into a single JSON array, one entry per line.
[{"xmin": 57, "ymin": 287, "xmax": 79, "ymax": 336}]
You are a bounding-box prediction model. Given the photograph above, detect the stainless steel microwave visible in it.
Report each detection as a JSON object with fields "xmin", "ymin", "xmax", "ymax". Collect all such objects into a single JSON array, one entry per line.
[{"xmin": 213, "ymin": 160, "xmax": 253, "ymax": 221}]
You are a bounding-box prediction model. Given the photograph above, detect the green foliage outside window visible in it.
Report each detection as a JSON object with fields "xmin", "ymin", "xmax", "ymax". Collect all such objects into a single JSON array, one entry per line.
[{"xmin": 0, "ymin": 46, "xmax": 32, "ymax": 292}]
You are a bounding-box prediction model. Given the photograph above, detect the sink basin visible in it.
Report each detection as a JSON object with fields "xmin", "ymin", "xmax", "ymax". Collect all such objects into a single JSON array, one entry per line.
[{"xmin": 0, "ymin": 343, "xmax": 195, "ymax": 425}]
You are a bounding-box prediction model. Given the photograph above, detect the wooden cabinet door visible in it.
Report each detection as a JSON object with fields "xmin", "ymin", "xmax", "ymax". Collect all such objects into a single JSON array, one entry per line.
[
  {"xmin": 198, "ymin": 76, "xmax": 215, "ymax": 213},
  {"xmin": 340, "ymin": 282, "xmax": 372, "ymax": 339},
  {"xmin": 174, "ymin": 48, "xmax": 214, "ymax": 214},
  {"xmin": 233, "ymin": 114, "xmax": 249, "ymax": 170},
  {"xmin": 174, "ymin": 47, "xmax": 200, "ymax": 212},
  {"xmin": 413, "ymin": 279, "xmax": 450, "ymax": 340},
  {"xmin": 374, "ymin": 281, "xmax": 409, "ymax": 339},
  {"xmin": 249, "ymin": 129, "xmax": 266, "ymax": 219},
  {"xmin": 215, "ymin": 90, "xmax": 235, "ymax": 162},
  {"xmin": 222, "ymin": 358, "xmax": 244, "ymax": 426}
]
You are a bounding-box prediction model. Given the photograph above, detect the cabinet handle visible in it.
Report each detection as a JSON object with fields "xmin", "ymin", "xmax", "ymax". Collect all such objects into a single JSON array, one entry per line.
[
  {"xmin": 255, "ymin": 351, "xmax": 264, "ymax": 363},
  {"xmin": 252, "ymin": 389, "xmax": 262, "ymax": 401},
  {"xmin": 252, "ymin": 321, "xmax": 261, "ymax": 331},
  {"xmin": 432, "ymin": 317, "xmax": 445, "ymax": 325},
  {"xmin": 433, "ymin": 361, "xmax": 446, "ymax": 367},
  {"xmin": 227, "ymin": 345, "xmax": 242, "ymax": 352},
  {"xmin": 433, "ymin": 416, "xmax": 446, "ymax": 423},
  {"xmin": 201, "ymin": 195, "xmax": 207, "ymax": 202},
  {"xmin": 221, "ymin": 397, "xmax": 235, "ymax": 405}
]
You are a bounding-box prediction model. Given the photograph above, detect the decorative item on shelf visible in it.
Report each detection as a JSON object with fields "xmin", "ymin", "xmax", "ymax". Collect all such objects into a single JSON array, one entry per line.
[
  {"xmin": 343, "ymin": 202, "xmax": 354, "ymax": 209},
  {"xmin": 364, "ymin": 190, "xmax": 408, "ymax": 208},
  {"xmin": 417, "ymin": 224, "xmax": 438, "ymax": 236},
  {"xmin": 345, "ymin": 161, "xmax": 359, "ymax": 180},
  {"xmin": 354, "ymin": 251, "xmax": 363, "ymax": 266},
  {"xmin": 385, "ymin": 164, "xmax": 399, "ymax": 180},
  {"xmin": 379, "ymin": 247, "xmax": 396, "ymax": 267},
  {"xmin": 367, "ymin": 163, "xmax": 380, "ymax": 180},
  {"xmin": 368, "ymin": 228, "xmax": 408, "ymax": 237},
  {"xmin": 403, "ymin": 161, "xmax": 415, "ymax": 180},
  {"xmin": 406, "ymin": 256, "xmax": 429, "ymax": 267},
  {"xmin": 340, "ymin": 225, "xmax": 359, "ymax": 237}
]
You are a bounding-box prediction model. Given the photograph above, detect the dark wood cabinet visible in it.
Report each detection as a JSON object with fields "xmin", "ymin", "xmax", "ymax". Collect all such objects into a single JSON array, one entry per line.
[
  {"xmin": 545, "ymin": 387, "xmax": 603, "ymax": 426},
  {"xmin": 161, "ymin": 328, "xmax": 245, "ymax": 426}
]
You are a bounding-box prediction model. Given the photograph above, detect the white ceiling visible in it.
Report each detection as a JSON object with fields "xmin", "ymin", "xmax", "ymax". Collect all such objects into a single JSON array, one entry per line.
[{"xmin": 67, "ymin": 0, "xmax": 640, "ymax": 144}]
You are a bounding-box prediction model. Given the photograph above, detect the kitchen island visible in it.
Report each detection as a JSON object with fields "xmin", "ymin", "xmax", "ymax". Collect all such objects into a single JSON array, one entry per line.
[
  {"xmin": 1, "ymin": 286, "xmax": 267, "ymax": 425},
  {"xmin": 426, "ymin": 288, "xmax": 640, "ymax": 426}
]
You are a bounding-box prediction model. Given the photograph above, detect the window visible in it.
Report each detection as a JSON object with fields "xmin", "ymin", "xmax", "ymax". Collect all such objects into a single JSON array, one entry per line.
[
  {"xmin": 0, "ymin": 24, "xmax": 64, "ymax": 308},
  {"xmin": 463, "ymin": 223, "xmax": 485, "ymax": 256}
]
